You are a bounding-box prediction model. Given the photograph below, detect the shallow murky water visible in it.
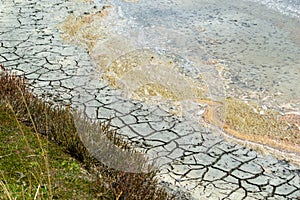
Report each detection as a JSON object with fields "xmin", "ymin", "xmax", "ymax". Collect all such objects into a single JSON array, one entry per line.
[
  {"xmin": 99, "ymin": 0, "xmax": 300, "ymax": 112},
  {"xmin": 60, "ymin": 0, "xmax": 300, "ymax": 154}
]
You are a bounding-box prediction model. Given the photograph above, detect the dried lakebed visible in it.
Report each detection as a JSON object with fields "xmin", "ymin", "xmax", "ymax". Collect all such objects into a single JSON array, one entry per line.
[{"xmin": 1, "ymin": 0, "xmax": 300, "ymax": 199}]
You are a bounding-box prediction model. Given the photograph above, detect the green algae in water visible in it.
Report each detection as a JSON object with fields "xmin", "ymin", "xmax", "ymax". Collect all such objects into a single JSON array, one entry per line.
[
  {"xmin": 134, "ymin": 83, "xmax": 179, "ymax": 100},
  {"xmin": 59, "ymin": 1, "xmax": 300, "ymax": 148},
  {"xmin": 224, "ymin": 98, "xmax": 299, "ymax": 152},
  {"xmin": 59, "ymin": 8, "xmax": 112, "ymax": 50},
  {"xmin": 105, "ymin": 49, "xmax": 207, "ymax": 102},
  {"xmin": 59, "ymin": 8, "xmax": 209, "ymax": 105}
]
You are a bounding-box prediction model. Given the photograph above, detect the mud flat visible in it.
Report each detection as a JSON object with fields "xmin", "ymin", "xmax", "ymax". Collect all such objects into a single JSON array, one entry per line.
[{"xmin": 2, "ymin": 0, "xmax": 300, "ymax": 198}]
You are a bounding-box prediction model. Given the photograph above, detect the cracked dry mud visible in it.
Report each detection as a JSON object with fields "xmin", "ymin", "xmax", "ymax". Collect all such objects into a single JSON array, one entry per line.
[{"xmin": 1, "ymin": 0, "xmax": 300, "ymax": 199}]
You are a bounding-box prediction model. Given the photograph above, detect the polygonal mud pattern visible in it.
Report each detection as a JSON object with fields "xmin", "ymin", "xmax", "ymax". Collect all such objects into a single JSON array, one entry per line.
[{"xmin": 1, "ymin": 0, "xmax": 300, "ymax": 199}]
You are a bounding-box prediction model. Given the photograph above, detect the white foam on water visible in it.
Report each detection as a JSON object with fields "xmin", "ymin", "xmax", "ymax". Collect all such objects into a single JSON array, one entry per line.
[{"xmin": 244, "ymin": 0, "xmax": 300, "ymax": 18}]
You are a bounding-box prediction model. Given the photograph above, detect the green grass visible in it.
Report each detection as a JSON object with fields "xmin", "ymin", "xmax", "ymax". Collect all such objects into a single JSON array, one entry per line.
[
  {"xmin": 0, "ymin": 104, "xmax": 104, "ymax": 199},
  {"xmin": 0, "ymin": 67, "xmax": 171, "ymax": 199}
]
